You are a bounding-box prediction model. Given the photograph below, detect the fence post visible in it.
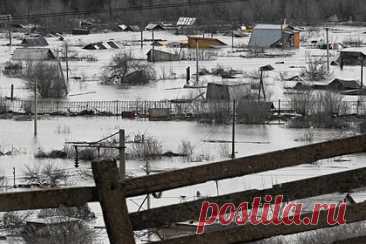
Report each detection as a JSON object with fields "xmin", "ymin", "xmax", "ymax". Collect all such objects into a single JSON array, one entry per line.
[
  {"xmin": 119, "ymin": 129, "xmax": 126, "ymax": 179},
  {"xmin": 92, "ymin": 160, "xmax": 135, "ymax": 244}
]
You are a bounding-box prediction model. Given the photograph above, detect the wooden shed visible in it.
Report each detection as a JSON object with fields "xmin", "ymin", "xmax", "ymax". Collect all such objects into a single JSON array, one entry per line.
[
  {"xmin": 206, "ymin": 82, "xmax": 250, "ymax": 102},
  {"xmin": 147, "ymin": 49, "xmax": 180, "ymax": 62},
  {"xmin": 187, "ymin": 37, "xmax": 226, "ymax": 49}
]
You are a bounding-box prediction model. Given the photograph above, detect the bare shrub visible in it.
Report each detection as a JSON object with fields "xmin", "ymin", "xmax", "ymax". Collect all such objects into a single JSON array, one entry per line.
[
  {"xmin": 22, "ymin": 216, "xmax": 96, "ymax": 244},
  {"xmin": 288, "ymin": 91, "xmax": 348, "ymax": 128},
  {"xmin": 301, "ymin": 52, "xmax": 329, "ymax": 81},
  {"xmin": 38, "ymin": 205, "xmax": 95, "ymax": 220},
  {"xmin": 24, "ymin": 62, "xmax": 67, "ymax": 98},
  {"xmin": 23, "ymin": 163, "xmax": 69, "ymax": 187},
  {"xmin": 343, "ymin": 35, "xmax": 363, "ymax": 47},
  {"xmin": 102, "ymin": 52, "xmax": 156, "ymax": 86},
  {"xmin": 128, "ymin": 136, "xmax": 163, "ymax": 160},
  {"xmin": 178, "ymin": 140, "xmax": 195, "ymax": 161},
  {"xmin": 218, "ymin": 144, "xmax": 231, "ymax": 159}
]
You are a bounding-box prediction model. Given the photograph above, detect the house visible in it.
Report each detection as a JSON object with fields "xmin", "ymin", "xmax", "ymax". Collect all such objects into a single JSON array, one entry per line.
[
  {"xmin": 206, "ymin": 82, "xmax": 250, "ymax": 101},
  {"xmin": 327, "ymin": 79, "xmax": 360, "ymax": 90},
  {"xmin": 12, "ymin": 48, "xmax": 56, "ymax": 61},
  {"xmin": 21, "ymin": 35, "xmax": 48, "ymax": 47},
  {"xmin": 149, "ymin": 108, "xmax": 170, "ymax": 121},
  {"xmin": 118, "ymin": 24, "xmax": 140, "ymax": 32},
  {"xmin": 338, "ymin": 48, "xmax": 366, "ymax": 66},
  {"xmin": 83, "ymin": 41, "xmax": 120, "ymax": 50},
  {"xmin": 187, "ymin": 37, "xmax": 226, "ymax": 49},
  {"xmin": 72, "ymin": 28, "xmax": 90, "ymax": 35},
  {"xmin": 145, "ymin": 23, "xmax": 165, "ymax": 31},
  {"xmin": 146, "ymin": 49, "xmax": 180, "ymax": 62},
  {"xmin": 11, "ymin": 48, "xmax": 67, "ymax": 97},
  {"xmin": 248, "ymin": 24, "xmax": 301, "ymax": 49}
]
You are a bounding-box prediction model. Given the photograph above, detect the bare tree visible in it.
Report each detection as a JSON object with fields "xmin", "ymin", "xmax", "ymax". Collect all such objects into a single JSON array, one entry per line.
[{"xmin": 102, "ymin": 52, "xmax": 155, "ymax": 86}]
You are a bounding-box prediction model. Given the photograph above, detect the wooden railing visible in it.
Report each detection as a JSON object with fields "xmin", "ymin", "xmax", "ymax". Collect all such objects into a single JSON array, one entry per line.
[{"xmin": 1, "ymin": 135, "xmax": 366, "ymax": 243}]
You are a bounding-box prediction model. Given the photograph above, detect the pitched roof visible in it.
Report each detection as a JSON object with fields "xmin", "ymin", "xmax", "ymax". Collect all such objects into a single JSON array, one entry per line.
[
  {"xmin": 12, "ymin": 48, "xmax": 56, "ymax": 61},
  {"xmin": 83, "ymin": 41, "xmax": 120, "ymax": 50},
  {"xmin": 145, "ymin": 23, "xmax": 164, "ymax": 31},
  {"xmin": 248, "ymin": 25, "xmax": 282, "ymax": 48}
]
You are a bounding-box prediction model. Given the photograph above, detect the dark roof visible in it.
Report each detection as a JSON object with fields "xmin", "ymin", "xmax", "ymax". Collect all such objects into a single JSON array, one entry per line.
[
  {"xmin": 328, "ymin": 79, "xmax": 360, "ymax": 90},
  {"xmin": 145, "ymin": 23, "xmax": 165, "ymax": 31},
  {"xmin": 83, "ymin": 41, "xmax": 120, "ymax": 50},
  {"xmin": 12, "ymin": 48, "xmax": 56, "ymax": 61}
]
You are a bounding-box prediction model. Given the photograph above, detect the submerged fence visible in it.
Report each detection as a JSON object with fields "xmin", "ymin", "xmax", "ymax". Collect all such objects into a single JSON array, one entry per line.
[{"xmin": 1, "ymin": 97, "xmax": 366, "ymax": 117}]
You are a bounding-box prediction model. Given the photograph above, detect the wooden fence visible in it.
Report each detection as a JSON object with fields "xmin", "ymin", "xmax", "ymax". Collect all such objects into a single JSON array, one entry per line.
[{"xmin": 1, "ymin": 135, "xmax": 366, "ymax": 243}]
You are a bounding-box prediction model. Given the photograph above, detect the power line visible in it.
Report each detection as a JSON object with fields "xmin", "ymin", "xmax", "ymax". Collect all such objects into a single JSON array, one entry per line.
[{"xmin": 8, "ymin": 0, "xmax": 250, "ymax": 21}]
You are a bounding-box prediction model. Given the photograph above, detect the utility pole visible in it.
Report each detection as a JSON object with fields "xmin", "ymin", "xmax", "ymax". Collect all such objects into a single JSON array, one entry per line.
[
  {"xmin": 326, "ymin": 27, "xmax": 330, "ymax": 73},
  {"xmin": 231, "ymin": 25, "xmax": 234, "ymax": 49},
  {"xmin": 231, "ymin": 100, "xmax": 236, "ymax": 159},
  {"xmin": 34, "ymin": 78, "xmax": 37, "ymax": 137},
  {"xmin": 151, "ymin": 30, "xmax": 155, "ymax": 63},
  {"xmin": 119, "ymin": 129, "xmax": 126, "ymax": 179},
  {"xmin": 196, "ymin": 39, "xmax": 199, "ymax": 84},
  {"xmin": 64, "ymin": 42, "xmax": 69, "ymax": 85},
  {"xmin": 145, "ymin": 159, "xmax": 151, "ymax": 241},
  {"xmin": 7, "ymin": 15, "xmax": 12, "ymax": 47},
  {"xmin": 10, "ymin": 84, "xmax": 14, "ymax": 101},
  {"xmin": 361, "ymin": 56, "xmax": 364, "ymax": 88},
  {"xmin": 140, "ymin": 29, "xmax": 143, "ymax": 49}
]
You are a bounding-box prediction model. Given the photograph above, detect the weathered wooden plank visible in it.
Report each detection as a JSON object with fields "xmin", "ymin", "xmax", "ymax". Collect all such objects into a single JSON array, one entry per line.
[
  {"xmin": 129, "ymin": 167, "xmax": 366, "ymax": 230},
  {"xmin": 92, "ymin": 160, "xmax": 136, "ymax": 244},
  {"xmin": 153, "ymin": 201, "xmax": 366, "ymax": 244},
  {"xmin": 124, "ymin": 134, "xmax": 366, "ymax": 196},
  {"xmin": 0, "ymin": 186, "xmax": 97, "ymax": 212},
  {"xmin": 333, "ymin": 235, "xmax": 366, "ymax": 244}
]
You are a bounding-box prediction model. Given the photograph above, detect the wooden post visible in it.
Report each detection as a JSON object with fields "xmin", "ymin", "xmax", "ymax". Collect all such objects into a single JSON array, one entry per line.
[
  {"xmin": 186, "ymin": 66, "xmax": 190, "ymax": 85},
  {"xmin": 119, "ymin": 129, "xmax": 126, "ymax": 179},
  {"xmin": 231, "ymin": 100, "xmax": 236, "ymax": 159},
  {"xmin": 92, "ymin": 160, "xmax": 135, "ymax": 244},
  {"xmin": 10, "ymin": 84, "xmax": 14, "ymax": 101}
]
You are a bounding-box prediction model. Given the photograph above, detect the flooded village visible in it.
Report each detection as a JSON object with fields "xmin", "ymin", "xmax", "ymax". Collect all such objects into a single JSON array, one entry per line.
[{"xmin": 1, "ymin": 0, "xmax": 366, "ymax": 243}]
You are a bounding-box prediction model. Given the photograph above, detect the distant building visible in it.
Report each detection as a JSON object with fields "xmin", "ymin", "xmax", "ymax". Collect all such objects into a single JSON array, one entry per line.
[
  {"xmin": 118, "ymin": 24, "xmax": 140, "ymax": 32},
  {"xmin": 339, "ymin": 48, "xmax": 366, "ymax": 66},
  {"xmin": 327, "ymin": 78, "xmax": 360, "ymax": 90},
  {"xmin": 146, "ymin": 49, "xmax": 180, "ymax": 62},
  {"xmin": 187, "ymin": 37, "xmax": 226, "ymax": 49},
  {"xmin": 248, "ymin": 24, "xmax": 301, "ymax": 49},
  {"xmin": 83, "ymin": 41, "xmax": 120, "ymax": 50},
  {"xmin": 12, "ymin": 48, "xmax": 56, "ymax": 61},
  {"xmin": 145, "ymin": 23, "xmax": 165, "ymax": 31},
  {"xmin": 21, "ymin": 35, "xmax": 48, "ymax": 47},
  {"xmin": 206, "ymin": 82, "xmax": 250, "ymax": 102},
  {"xmin": 72, "ymin": 28, "xmax": 90, "ymax": 35}
]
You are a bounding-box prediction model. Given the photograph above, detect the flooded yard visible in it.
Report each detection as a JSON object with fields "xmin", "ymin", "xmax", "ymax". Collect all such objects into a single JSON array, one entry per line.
[{"xmin": 1, "ymin": 24, "xmax": 366, "ymax": 243}]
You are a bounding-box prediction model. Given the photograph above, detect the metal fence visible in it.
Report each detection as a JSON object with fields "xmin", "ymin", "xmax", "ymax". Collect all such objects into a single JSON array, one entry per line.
[{"xmin": 1, "ymin": 97, "xmax": 366, "ymax": 116}]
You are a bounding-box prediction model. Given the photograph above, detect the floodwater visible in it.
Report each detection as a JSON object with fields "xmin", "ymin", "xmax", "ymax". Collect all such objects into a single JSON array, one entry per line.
[{"xmin": 1, "ymin": 25, "xmax": 366, "ymax": 243}]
